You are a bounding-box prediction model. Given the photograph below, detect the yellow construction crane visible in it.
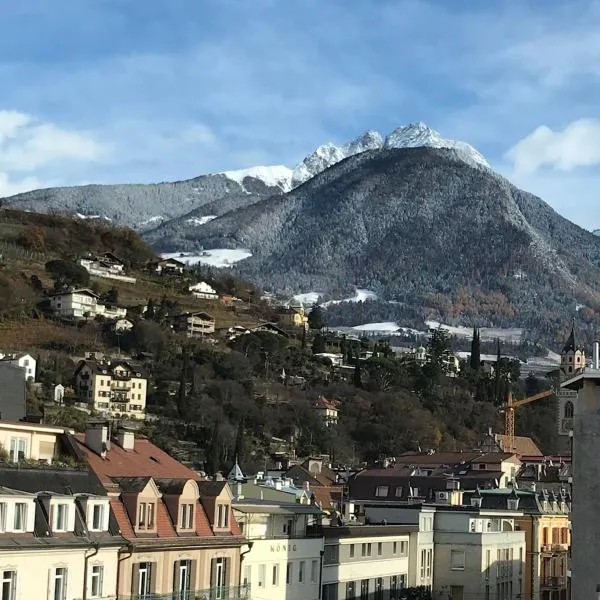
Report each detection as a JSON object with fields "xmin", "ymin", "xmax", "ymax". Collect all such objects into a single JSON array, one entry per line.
[{"xmin": 504, "ymin": 388, "xmax": 555, "ymax": 452}]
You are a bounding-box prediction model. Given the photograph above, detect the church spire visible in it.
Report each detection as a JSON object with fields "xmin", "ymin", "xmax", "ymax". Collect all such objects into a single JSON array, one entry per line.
[{"xmin": 562, "ymin": 318, "xmax": 576, "ymax": 354}]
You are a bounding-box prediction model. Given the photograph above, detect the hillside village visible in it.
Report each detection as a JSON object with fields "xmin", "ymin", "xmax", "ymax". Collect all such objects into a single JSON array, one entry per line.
[{"xmin": 0, "ymin": 206, "xmax": 581, "ymax": 600}]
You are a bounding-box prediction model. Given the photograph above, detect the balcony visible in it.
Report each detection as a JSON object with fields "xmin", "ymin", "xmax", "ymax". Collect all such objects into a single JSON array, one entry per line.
[
  {"xmin": 118, "ymin": 586, "xmax": 250, "ymax": 600},
  {"xmin": 111, "ymin": 382, "xmax": 133, "ymax": 391},
  {"xmin": 540, "ymin": 577, "xmax": 567, "ymax": 589},
  {"xmin": 541, "ymin": 544, "xmax": 569, "ymax": 553}
]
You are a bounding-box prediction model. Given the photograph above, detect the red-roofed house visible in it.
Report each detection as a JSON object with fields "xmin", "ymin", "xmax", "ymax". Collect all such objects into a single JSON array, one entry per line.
[
  {"xmin": 76, "ymin": 423, "xmax": 247, "ymax": 599},
  {"xmin": 312, "ymin": 396, "xmax": 340, "ymax": 426}
]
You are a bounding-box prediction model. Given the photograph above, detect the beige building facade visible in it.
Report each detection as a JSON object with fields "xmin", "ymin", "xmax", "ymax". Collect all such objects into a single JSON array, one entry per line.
[{"xmin": 74, "ymin": 359, "xmax": 147, "ymax": 419}]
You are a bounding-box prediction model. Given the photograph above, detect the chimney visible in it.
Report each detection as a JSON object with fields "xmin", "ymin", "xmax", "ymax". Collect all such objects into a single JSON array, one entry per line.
[
  {"xmin": 85, "ymin": 422, "xmax": 110, "ymax": 457},
  {"xmin": 594, "ymin": 340, "xmax": 599, "ymax": 370},
  {"xmin": 114, "ymin": 428, "xmax": 135, "ymax": 451},
  {"xmin": 303, "ymin": 481, "xmax": 310, "ymax": 492}
]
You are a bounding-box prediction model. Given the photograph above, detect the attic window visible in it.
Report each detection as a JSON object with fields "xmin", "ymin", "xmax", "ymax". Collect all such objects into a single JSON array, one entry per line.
[
  {"xmin": 150, "ymin": 456, "xmax": 160, "ymax": 463},
  {"xmin": 375, "ymin": 486, "xmax": 389, "ymax": 497}
]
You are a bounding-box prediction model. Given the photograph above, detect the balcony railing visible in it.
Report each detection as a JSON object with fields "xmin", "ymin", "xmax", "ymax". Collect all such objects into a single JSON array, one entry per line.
[
  {"xmin": 118, "ymin": 586, "xmax": 250, "ymax": 600},
  {"xmin": 540, "ymin": 577, "xmax": 567, "ymax": 589}
]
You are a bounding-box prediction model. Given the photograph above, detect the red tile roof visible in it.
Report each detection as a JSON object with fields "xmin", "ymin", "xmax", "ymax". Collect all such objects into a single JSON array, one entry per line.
[
  {"xmin": 77, "ymin": 435, "xmax": 242, "ymax": 544},
  {"xmin": 75, "ymin": 435, "xmax": 200, "ymax": 485}
]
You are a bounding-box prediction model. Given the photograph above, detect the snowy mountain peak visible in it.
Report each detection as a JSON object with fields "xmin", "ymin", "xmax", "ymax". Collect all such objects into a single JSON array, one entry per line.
[
  {"xmin": 384, "ymin": 123, "xmax": 489, "ymax": 168},
  {"xmin": 222, "ymin": 123, "xmax": 488, "ymax": 192},
  {"xmin": 343, "ymin": 130, "xmax": 384, "ymax": 155},
  {"xmin": 221, "ymin": 165, "xmax": 293, "ymax": 192}
]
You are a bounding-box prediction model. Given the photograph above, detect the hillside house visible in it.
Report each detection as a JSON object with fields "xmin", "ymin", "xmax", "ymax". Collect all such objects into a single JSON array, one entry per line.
[
  {"xmin": 252, "ymin": 322, "xmax": 290, "ymax": 338},
  {"xmin": 0, "ymin": 352, "xmax": 36, "ymax": 381},
  {"xmin": 112, "ymin": 318, "xmax": 134, "ymax": 333},
  {"xmin": 278, "ymin": 299, "xmax": 308, "ymax": 329},
  {"xmin": 189, "ymin": 281, "xmax": 218, "ymax": 300},
  {"xmin": 313, "ymin": 396, "xmax": 340, "ymax": 426},
  {"xmin": 152, "ymin": 257, "xmax": 185, "ymax": 275},
  {"xmin": 173, "ymin": 311, "xmax": 216, "ymax": 337},
  {"xmin": 74, "ymin": 358, "xmax": 147, "ymax": 419},
  {"xmin": 49, "ymin": 289, "xmax": 127, "ymax": 320},
  {"xmin": 79, "ymin": 251, "xmax": 136, "ymax": 283}
]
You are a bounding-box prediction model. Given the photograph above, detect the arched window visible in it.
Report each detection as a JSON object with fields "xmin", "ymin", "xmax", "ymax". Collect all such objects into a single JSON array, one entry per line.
[{"xmin": 565, "ymin": 401, "xmax": 574, "ymax": 419}]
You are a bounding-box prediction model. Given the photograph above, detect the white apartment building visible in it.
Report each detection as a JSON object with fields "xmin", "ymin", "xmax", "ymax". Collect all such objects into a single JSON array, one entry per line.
[
  {"xmin": 0, "ymin": 353, "xmax": 36, "ymax": 381},
  {"xmin": 233, "ymin": 491, "xmax": 324, "ymax": 600},
  {"xmin": 74, "ymin": 358, "xmax": 147, "ymax": 419},
  {"xmin": 433, "ymin": 504, "xmax": 526, "ymax": 600},
  {"xmin": 321, "ymin": 523, "xmax": 417, "ymax": 600},
  {"xmin": 0, "ymin": 466, "xmax": 124, "ymax": 600},
  {"xmin": 49, "ymin": 288, "xmax": 127, "ymax": 320}
]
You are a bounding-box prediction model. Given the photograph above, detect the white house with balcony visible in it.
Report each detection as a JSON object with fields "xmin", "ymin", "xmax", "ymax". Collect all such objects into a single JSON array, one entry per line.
[
  {"xmin": 49, "ymin": 288, "xmax": 127, "ymax": 321},
  {"xmin": 189, "ymin": 281, "xmax": 218, "ymax": 300},
  {"xmin": 233, "ymin": 488, "xmax": 324, "ymax": 600}
]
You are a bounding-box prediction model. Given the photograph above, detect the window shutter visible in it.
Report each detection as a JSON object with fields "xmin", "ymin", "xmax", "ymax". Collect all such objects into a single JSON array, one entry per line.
[
  {"xmin": 210, "ymin": 558, "xmax": 216, "ymax": 588},
  {"xmin": 190, "ymin": 560, "xmax": 198, "ymax": 593},
  {"xmin": 47, "ymin": 569, "xmax": 52, "ymax": 600},
  {"xmin": 150, "ymin": 562, "xmax": 157, "ymax": 593},
  {"xmin": 131, "ymin": 564, "xmax": 140, "ymax": 596},
  {"xmin": 223, "ymin": 558, "xmax": 229, "ymax": 588},
  {"xmin": 173, "ymin": 561, "xmax": 181, "ymax": 595}
]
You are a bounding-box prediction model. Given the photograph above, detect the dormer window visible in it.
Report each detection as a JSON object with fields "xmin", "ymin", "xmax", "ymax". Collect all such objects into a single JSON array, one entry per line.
[
  {"xmin": 90, "ymin": 503, "xmax": 105, "ymax": 531},
  {"xmin": 54, "ymin": 503, "xmax": 69, "ymax": 531},
  {"xmin": 13, "ymin": 502, "xmax": 27, "ymax": 531},
  {"xmin": 507, "ymin": 498, "xmax": 519, "ymax": 510},
  {"xmin": 138, "ymin": 502, "xmax": 155, "ymax": 530},
  {"xmin": 375, "ymin": 486, "xmax": 389, "ymax": 497},
  {"xmin": 471, "ymin": 497, "xmax": 483, "ymax": 508},
  {"xmin": 179, "ymin": 503, "xmax": 194, "ymax": 529},
  {"xmin": 217, "ymin": 504, "xmax": 229, "ymax": 528}
]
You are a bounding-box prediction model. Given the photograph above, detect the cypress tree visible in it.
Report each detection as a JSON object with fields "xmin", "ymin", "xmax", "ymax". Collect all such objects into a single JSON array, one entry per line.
[{"xmin": 470, "ymin": 327, "xmax": 481, "ymax": 370}]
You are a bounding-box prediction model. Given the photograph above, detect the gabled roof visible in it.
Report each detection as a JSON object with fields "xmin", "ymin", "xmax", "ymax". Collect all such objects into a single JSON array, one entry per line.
[
  {"xmin": 313, "ymin": 396, "xmax": 340, "ymax": 411},
  {"xmin": 494, "ymin": 434, "xmax": 542, "ymax": 457},
  {"xmin": 196, "ymin": 480, "xmax": 228, "ymax": 497},
  {"xmin": 49, "ymin": 288, "xmax": 99, "ymax": 299}
]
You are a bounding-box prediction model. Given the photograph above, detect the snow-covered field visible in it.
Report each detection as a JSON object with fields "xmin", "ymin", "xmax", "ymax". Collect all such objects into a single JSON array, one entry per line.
[
  {"xmin": 76, "ymin": 213, "xmax": 111, "ymax": 222},
  {"xmin": 426, "ymin": 320, "xmax": 523, "ymax": 343},
  {"xmin": 323, "ymin": 289, "xmax": 378, "ymax": 307},
  {"xmin": 186, "ymin": 215, "xmax": 216, "ymax": 226},
  {"xmin": 293, "ymin": 292, "xmax": 322, "ymax": 305},
  {"xmin": 161, "ymin": 249, "xmax": 252, "ymax": 268},
  {"xmin": 139, "ymin": 215, "xmax": 164, "ymax": 227}
]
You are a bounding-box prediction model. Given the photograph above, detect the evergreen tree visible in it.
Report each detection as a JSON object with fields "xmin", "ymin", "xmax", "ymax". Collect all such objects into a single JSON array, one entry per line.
[
  {"xmin": 308, "ymin": 303, "xmax": 326, "ymax": 330},
  {"xmin": 144, "ymin": 298, "xmax": 156, "ymax": 320},
  {"xmin": 353, "ymin": 352, "xmax": 362, "ymax": 388},
  {"xmin": 312, "ymin": 333, "xmax": 326, "ymax": 355},
  {"xmin": 470, "ymin": 327, "xmax": 481, "ymax": 370}
]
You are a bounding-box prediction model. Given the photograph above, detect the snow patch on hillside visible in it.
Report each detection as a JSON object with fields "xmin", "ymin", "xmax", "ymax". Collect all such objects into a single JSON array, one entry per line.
[
  {"xmin": 161, "ymin": 249, "xmax": 252, "ymax": 268},
  {"xmin": 323, "ymin": 289, "xmax": 378, "ymax": 307},
  {"xmin": 186, "ymin": 215, "xmax": 216, "ymax": 226},
  {"xmin": 293, "ymin": 292, "xmax": 322, "ymax": 305},
  {"xmin": 426, "ymin": 320, "xmax": 523, "ymax": 342}
]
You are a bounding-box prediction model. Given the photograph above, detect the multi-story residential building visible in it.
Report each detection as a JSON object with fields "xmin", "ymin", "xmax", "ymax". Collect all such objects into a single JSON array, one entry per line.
[
  {"xmin": 313, "ymin": 396, "xmax": 340, "ymax": 426},
  {"xmin": 49, "ymin": 288, "xmax": 128, "ymax": 320},
  {"xmin": 189, "ymin": 281, "xmax": 218, "ymax": 300},
  {"xmin": 278, "ymin": 300, "xmax": 309, "ymax": 329},
  {"xmin": 79, "ymin": 251, "xmax": 137, "ymax": 283},
  {"xmin": 463, "ymin": 488, "xmax": 571, "ymax": 600},
  {"xmin": 77, "ymin": 423, "xmax": 248, "ymax": 599},
  {"xmin": 0, "ymin": 464, "xmax": 124, "ymax": 600},
  {"xmin": 0, "ymin": 363, "xmax": 26, "ymax": 421},
  {"xmin": 349, "ymin": 451, "xmax": 522, "ymax": 506},
  {"xmin": 432, "ymin": 497, "xmax": 526, "ymax": 600},
  {"xmin": 0, "ymin": 352, "xmax": 36, "ymax": 381},
  {"xmin": 173, "ymin": 311, "xmax": 216, "ymax": 337},
  {"xmin": 321, "ymin": 523, "xmax": 417, "ymax": 600},
  {"xmin": 233, "ymin": 484, "xmax": 324, "ymax": 600},
  {"xmin": 0, "ymin": 420, "xmax": 74, "ymax": 464},
  {"xmin": 74, "ymin": 358, "xmax": 147, "ymax": 419}
]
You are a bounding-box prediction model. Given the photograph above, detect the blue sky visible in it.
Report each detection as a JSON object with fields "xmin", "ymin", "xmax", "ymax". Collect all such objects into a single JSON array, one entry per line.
[{"xmin": 1, "ymin": 0, "xmax": 600, "ymax": 228}]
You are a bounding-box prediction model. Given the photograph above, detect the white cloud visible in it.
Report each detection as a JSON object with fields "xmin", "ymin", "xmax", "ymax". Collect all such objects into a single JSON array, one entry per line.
[
  {"xmin": 0, "ymin": 110, "xmax": 106, "ymax": 197},
  {"xmin": 505, "ymin": 119, "xmax": 600, "ymax": 174},
  {"xmin": 0, "ymin": 173, "xmax": 43, "ymax": 197}
]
